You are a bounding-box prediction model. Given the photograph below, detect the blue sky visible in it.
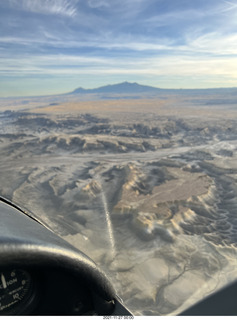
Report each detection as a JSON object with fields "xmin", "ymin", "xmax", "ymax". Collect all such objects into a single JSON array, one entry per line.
[{"xmin": 0, "ymin": 0, "xmax": 237, "ymax": 97}]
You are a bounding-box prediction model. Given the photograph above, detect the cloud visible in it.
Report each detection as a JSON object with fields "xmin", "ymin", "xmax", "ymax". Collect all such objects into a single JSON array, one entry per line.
[
  {"xmin": 1, "ymin": 50, "xmax": 237, "ymax": 82},
  {"xmin": 185, "ymin": 32, "xmax": 237, "ymax": 56},
  {"xmin": 1, "ymin": 49, "xmax": 237, "ymax": 93},
  {"xmin": 222, "ymin": 0, "xmax": 237, "ymax": 12},
  {"xmin": 9, "ymin": 0, "xmax": 79, "ymax": 17},
  {"xmin": 1, "ymin": 0, "xmax": 237, "ymax": 95}
]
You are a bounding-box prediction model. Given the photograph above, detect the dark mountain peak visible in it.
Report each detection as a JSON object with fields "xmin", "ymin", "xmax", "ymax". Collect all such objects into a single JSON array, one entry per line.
[
  {"xmin": 71, "ymin": 87, "xmax": 87, "ymax": 94},
  {"xmin": 68, "ymin": 82, "xmax": 237, "ymax": 97},
  {"xmin": 70, "ymin": 82, "xmax": 161, "ymax": 95}
]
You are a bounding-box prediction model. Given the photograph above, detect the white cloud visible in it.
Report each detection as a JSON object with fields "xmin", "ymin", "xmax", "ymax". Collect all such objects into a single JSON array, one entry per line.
[
  {"xmin": 1, "ymin": 0, "xmax": 237, "ymax": 91},
  {"xmin": 222, "ymin": 0, "xmax": 237, "ymax": 12},
  {"xmin": 10, "ymin": 0, "xmax": 79, "ymax": 17},
  {"xmin": 185, "ymin": 32, "xmax": 237, "ymax": 56},
  {"xmin": 1, "ymin": 25, "xmax": 237, "ymax": 58},
  {"xmin": 1, "ymin": 51, "xmax": 237, "ymax": 83}
]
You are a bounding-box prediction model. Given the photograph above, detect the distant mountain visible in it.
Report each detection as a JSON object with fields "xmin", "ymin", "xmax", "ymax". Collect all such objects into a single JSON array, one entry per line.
[
  {"xmin": 70, "ymin": 82, "xmax": 161, "ymax": 94},
  {"xmin": 69, "ymin": 81, "xmax": 237, "ymax": 96}
]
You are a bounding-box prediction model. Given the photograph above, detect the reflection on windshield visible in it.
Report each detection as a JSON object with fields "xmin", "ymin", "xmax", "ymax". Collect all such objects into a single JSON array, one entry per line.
[{"xmin": 0, "ymin": 94, "xmax": 237, "ymax": 315}]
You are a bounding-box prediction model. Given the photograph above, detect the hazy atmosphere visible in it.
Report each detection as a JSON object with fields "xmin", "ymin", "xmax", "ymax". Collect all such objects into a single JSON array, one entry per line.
[{"xmin": 1, "ymin": 0, "xmax": 237, "ymax": 96}]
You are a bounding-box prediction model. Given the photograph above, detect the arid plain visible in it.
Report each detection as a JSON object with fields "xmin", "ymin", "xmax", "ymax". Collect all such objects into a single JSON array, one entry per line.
[{"xmin": 0, "ymin": 92, "xmax": 237, "ymax": 315}]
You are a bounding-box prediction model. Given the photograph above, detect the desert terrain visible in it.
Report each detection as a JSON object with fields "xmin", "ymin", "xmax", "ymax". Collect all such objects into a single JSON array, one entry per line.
[{"xmin": 0, "ymin": 92, "xmax": 237, "ymax": 315}]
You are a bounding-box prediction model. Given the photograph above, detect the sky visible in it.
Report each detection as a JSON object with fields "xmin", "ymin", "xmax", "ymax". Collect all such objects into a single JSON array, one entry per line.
[{"xmin": 0, "ymin": 0, "xmax": 237, "ymax": 97}]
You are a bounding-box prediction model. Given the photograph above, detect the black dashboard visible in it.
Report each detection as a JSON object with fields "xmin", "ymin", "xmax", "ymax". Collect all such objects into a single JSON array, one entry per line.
[
  {"xmin": 0, "ymin": 198, "xmax": 131, "ymax": 315},
  {"xmin": 0, "ymin": 267, "xmax": 97, "ymax": 315}
]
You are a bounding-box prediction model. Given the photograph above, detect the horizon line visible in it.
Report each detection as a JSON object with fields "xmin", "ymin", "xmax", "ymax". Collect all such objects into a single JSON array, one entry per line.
[{"xmin": 1, "ymin": 81, "xmax": 237, "ymax": 99}]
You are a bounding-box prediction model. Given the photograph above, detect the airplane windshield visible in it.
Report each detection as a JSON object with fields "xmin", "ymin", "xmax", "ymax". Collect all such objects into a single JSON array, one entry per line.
[{"xmin": 1, "ymin": 0, "xmax": 237, "ymax": 316}]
